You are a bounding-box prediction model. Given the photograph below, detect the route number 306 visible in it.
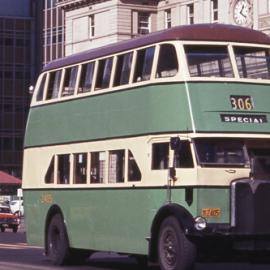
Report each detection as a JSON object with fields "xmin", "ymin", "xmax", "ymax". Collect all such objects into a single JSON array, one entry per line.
[{"xmin": 230, "ymin": 95, "xmax": 253, "ymax": 111}]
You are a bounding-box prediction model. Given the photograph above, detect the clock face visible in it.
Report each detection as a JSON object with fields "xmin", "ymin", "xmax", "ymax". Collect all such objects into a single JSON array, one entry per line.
[{"xmin": 233, "ymin": 0, "xmax": 251, "ymax": 26}]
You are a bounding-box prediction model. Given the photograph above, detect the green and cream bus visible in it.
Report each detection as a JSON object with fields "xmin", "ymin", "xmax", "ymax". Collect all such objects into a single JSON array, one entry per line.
[{"xmin": 23, "ymin": 24, "xmax": 270, "ymax": 270}]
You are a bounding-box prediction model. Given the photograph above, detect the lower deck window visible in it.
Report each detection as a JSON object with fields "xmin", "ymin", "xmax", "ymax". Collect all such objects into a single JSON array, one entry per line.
[
  {"xmin": 57, "ymin": 154, "xmax": 70, "ymax": 184},
  {"xmin": 90, "ymin": 151, "xmax": 105, "ymax": 183},
  {"xmin": 152, "ymin": 143, "xmax": 169, "ymax": 170},
  {"xmin": 108, "ymin": 150, "xmax": 125, "ymax": 183},
  {"xmin": 74, "ymin": 153, "xmax": 87, "ymax": 184},
  {"xmin": 45, "ymin": 156, "xmax": 55, "ymax": 184},
  {"xmin": 128, "ymin": 150, "xmax": 141, "ymax": 181}
]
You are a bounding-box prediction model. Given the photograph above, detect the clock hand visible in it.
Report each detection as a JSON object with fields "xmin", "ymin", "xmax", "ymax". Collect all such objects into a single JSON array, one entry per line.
[{"xmin": 240, "ymin": 4, "xmax": 248, "ymax": 17}]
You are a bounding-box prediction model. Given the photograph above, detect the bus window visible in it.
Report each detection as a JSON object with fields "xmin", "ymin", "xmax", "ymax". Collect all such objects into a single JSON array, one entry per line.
[
  {"xmin": 108, "ymin": 150, "xmax": 125, "ymax": 183},
  {"xmin": 234, "ymin": 47, "xmax": 270, "ymax": 79},
  {"xmin": 62, "ymin": 66, "xmax": 78, "ymax": 97},
  {"xmin": 156, "ymin": 44, "xmax": 178, "ymax": 78},
  {"xmin": 57, "ymin": 154, "xmax": 70, "ymax": 184},
  {"xmin": 36, "ymin": 73, "xmax": 47, "ymax": 101},
  {"xmin": 152, "ymin": 143, "xmax": 169, "ymax": 170},
  {"xmin": 195, "ymin": 139, "xmax": 248, "ymax": 167},
  {"xmin": 45, "ymin": 156, "xmax": 55, "ymax": 184},
  {"xmin": 133, "ymin": 46, "xmax": 155, "ymax": 82},
  {"xmin": 113, "ymin": 52, "xmax": 133, "ymax": 87},
  {"xmin": 175, "ymin": 141, "xmax": 194, "ymax": 168},
  {"xmin": 128, "ymin": 150, "xmax": 141, "ymax": 181},
  {"xmin": 78, "ymin": 62, "xmax": 95, "ymax": 94},
  {"xmin": 90, "ymin": 151, "xmax": 105, "ymax": 183},
  {"xmin": 46, "ymin": 70, "xmax": 62, "ymax": 100},
  {"xmin": 74, "ymin": 153, "xmax": 87, "ymax": 184},
  {"xmin": 95, "ymin": 57, "xmax": 113, "ymax": 90},
  {"xmin": 185, "ymin": 45, "xmax": 233, "ymax": 77}
]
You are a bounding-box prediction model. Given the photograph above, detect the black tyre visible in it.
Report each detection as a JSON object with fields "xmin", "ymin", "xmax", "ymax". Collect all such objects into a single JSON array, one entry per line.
[
  {"xmin": 47, "ymin": 214, "xmax": 70, "ymax": 265},
  {"xmin": 0, "ymin": 226, "xmax": 5, "ymax": 232},
  {"xmin": 158, "ymin": 216, "xmax": 196, "ymax": 270}
]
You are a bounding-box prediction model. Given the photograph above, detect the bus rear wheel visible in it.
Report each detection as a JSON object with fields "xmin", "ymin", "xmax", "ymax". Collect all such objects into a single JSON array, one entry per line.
[
  {"xmin": 158, "ymin": 216, "xmax": 196, "ymax": 270},
  {"xmin": 47, "ymin": 214, "xmax": 70, "ymax": 266}
]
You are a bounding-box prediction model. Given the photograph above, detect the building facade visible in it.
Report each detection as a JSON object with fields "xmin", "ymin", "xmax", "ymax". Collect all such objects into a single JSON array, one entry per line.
[
  {"xmin": 43, "ymin": 0, "xmax": 65, "ymax": 65},
  {"xmin": 51, "ymin": 0, "xmax": 270, "ymax": 56},
  {"xmin": 0, "ymin": 0, "xmax": 41, "ymax": 177}
]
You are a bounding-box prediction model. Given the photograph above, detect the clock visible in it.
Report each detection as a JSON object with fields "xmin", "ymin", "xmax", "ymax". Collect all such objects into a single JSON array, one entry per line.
[{"xmin": 233, "ymin": 0, "xmax": 252, "ymax": 26}]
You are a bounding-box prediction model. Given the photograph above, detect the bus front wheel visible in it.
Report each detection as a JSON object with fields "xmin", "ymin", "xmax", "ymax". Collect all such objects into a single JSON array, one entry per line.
[
  {"xmin": 47, "ymin": 214, "xmax": 70, "ymax": 266},
  {"xmin": 158, "ymin": 216, "xmax": 196, "ymax": 270}
]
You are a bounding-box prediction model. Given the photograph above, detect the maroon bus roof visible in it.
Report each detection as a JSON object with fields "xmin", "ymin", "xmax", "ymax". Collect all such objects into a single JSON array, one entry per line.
[{"xmin": 44, "ymin": 24, "xmax": 270, "ymax": 72}]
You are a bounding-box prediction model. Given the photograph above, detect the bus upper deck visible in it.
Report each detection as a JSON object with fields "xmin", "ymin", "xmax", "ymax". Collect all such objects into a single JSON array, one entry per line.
[{"xmin": 25, "ymin": 24, "xmax": 270, "ymax": 149}]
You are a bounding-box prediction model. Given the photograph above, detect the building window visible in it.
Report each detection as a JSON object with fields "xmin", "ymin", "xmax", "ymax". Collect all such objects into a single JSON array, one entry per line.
[
  {"xmin": 89, "ymin": 15, "xmax": 95, "ymax": 38},
  {"xmin": 138, "ymin": 12, "xmax": 150, "ymax": 35},
  {"xmin": 165, "ymin": 9, "xmax": 172, "ymax": 29},
  {"xmin": 187, "ymin": 3, "xmax": 194, "ymax": 24},
  {"xmin": 211, "ymin": 0, "xmax": 218, "ymax": 23}
]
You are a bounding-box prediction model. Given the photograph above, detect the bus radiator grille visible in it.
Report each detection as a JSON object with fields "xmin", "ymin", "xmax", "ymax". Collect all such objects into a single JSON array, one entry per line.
[{"xmin": 232, "ymin": 180, "xmax": 270, "ymax": 234}]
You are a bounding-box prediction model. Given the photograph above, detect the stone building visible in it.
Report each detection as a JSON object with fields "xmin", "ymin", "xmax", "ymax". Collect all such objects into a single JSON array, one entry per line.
[{"xmin": 48, "ymin": 0, "xmax": 270, "ymax": 57}]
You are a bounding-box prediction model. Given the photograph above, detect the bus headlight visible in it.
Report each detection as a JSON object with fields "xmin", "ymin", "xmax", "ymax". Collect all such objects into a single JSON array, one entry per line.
[{"xmin": 194, "ymin": 216, "xmax": 207, "ymax": 231}]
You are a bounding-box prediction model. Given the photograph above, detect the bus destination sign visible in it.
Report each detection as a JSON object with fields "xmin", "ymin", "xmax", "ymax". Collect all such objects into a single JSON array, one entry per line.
[{"xmin": 221, "ymin": 114, "xmax": 267, "ymax": 124}]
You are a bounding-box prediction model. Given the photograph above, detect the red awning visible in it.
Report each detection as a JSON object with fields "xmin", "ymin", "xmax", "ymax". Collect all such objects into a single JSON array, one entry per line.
[{"xmin": 0, "ymin": 171, "xmax": 21, "ymax": 185}]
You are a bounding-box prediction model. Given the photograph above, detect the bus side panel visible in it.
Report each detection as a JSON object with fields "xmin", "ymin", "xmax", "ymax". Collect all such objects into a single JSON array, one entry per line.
[
  {"xmin": 24, "ymin": 84, "xmax": 192, "ymax": 148},
  {"xmin": 23, "ymin": 187, "xmax": 230, "ymax": 254}
]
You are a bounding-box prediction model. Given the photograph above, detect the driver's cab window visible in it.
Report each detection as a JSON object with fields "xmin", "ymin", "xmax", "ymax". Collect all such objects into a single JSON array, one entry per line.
[{"xmin": 152, "ymin": 140, "xmax": 194, "ymax": 170}]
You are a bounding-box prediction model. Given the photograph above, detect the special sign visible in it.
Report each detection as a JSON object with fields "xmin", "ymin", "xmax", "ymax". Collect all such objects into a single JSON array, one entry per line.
[{"xmin": 220, "ymin": 95, "xmax": 267, "ymax": 124}]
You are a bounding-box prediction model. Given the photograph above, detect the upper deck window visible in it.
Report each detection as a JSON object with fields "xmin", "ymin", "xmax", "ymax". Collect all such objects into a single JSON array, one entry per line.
[
  {"xmin": 234, "ymin": 47, "xmax": 270, "ymax": 79},
  {"xmin": 36, "ymin": 74, "xmax": 47, "ymax": 101},
  {"xmin": 61, "ymin": 66, "xmax": 78, "ymax": 97},
  {"xmin": 78, "ymin": 62, "xmax": 95, "ymax": 94},
  {"xmin": 156, "ymin": 44, "xmax": 178, "ymax": 78},
  {"xmin": 185, "ymin": 45, "xmax": 233, "ymax": 78},
  {"xmin": 114, "ymin": 52, "xmax": 133, "ymax": 87},
  {"xmin": 95, "ymin": 57, "xmax": 113, "ymax": 90},
  {"xmin": 46, "ymin": 70, "xmax": 62, "ymax": 100},
  {"xmin": 133, "ymin": 46, "xmax": 155, "ymax": 82}
]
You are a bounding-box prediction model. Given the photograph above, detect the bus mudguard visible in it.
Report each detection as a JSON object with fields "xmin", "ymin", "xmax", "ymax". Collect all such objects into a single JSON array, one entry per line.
[{"xmin": 148, "ymin": 203, "xmax": 194, "ymax": 262}]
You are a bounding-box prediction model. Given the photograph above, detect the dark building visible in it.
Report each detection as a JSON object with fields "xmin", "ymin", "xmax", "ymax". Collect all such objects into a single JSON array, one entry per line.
[{"xmin": 0, "ymin": 0, "xmax": 42, "ymax": 177}]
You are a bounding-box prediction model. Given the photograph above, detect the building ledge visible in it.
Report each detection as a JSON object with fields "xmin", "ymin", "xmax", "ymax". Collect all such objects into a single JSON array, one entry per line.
[
  {"xmin": 56, "ymin": 0, "xmax": 108, "ymax": 10},
  {"xmin": 259, "ymin": 13, "xmax": 270, "ymax": 31}
]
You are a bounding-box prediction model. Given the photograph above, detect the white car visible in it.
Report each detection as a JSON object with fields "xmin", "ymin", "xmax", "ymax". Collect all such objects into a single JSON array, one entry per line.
[{"xmin": 9, "ymin": 200, "xmax": 24, "ymax": 216}]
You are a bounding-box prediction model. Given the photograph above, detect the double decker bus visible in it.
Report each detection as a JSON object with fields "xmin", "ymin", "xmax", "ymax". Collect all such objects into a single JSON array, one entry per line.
[{"xmin": 23, "ymin": 24, "xmax": 270, "ymax": 270}]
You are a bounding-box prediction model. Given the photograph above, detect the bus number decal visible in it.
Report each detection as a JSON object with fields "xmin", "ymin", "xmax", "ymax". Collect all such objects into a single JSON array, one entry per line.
[
  {"xmin": 202, "ymin": 208, "xmax": 221, "ymax": 218},
  {"xmin": 230, "ymin": 95, "xmax": 253, "ymax": 111},
  {"xmin": 40, "ymin": 194, "xmax": 53, "ymax": 204}
]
